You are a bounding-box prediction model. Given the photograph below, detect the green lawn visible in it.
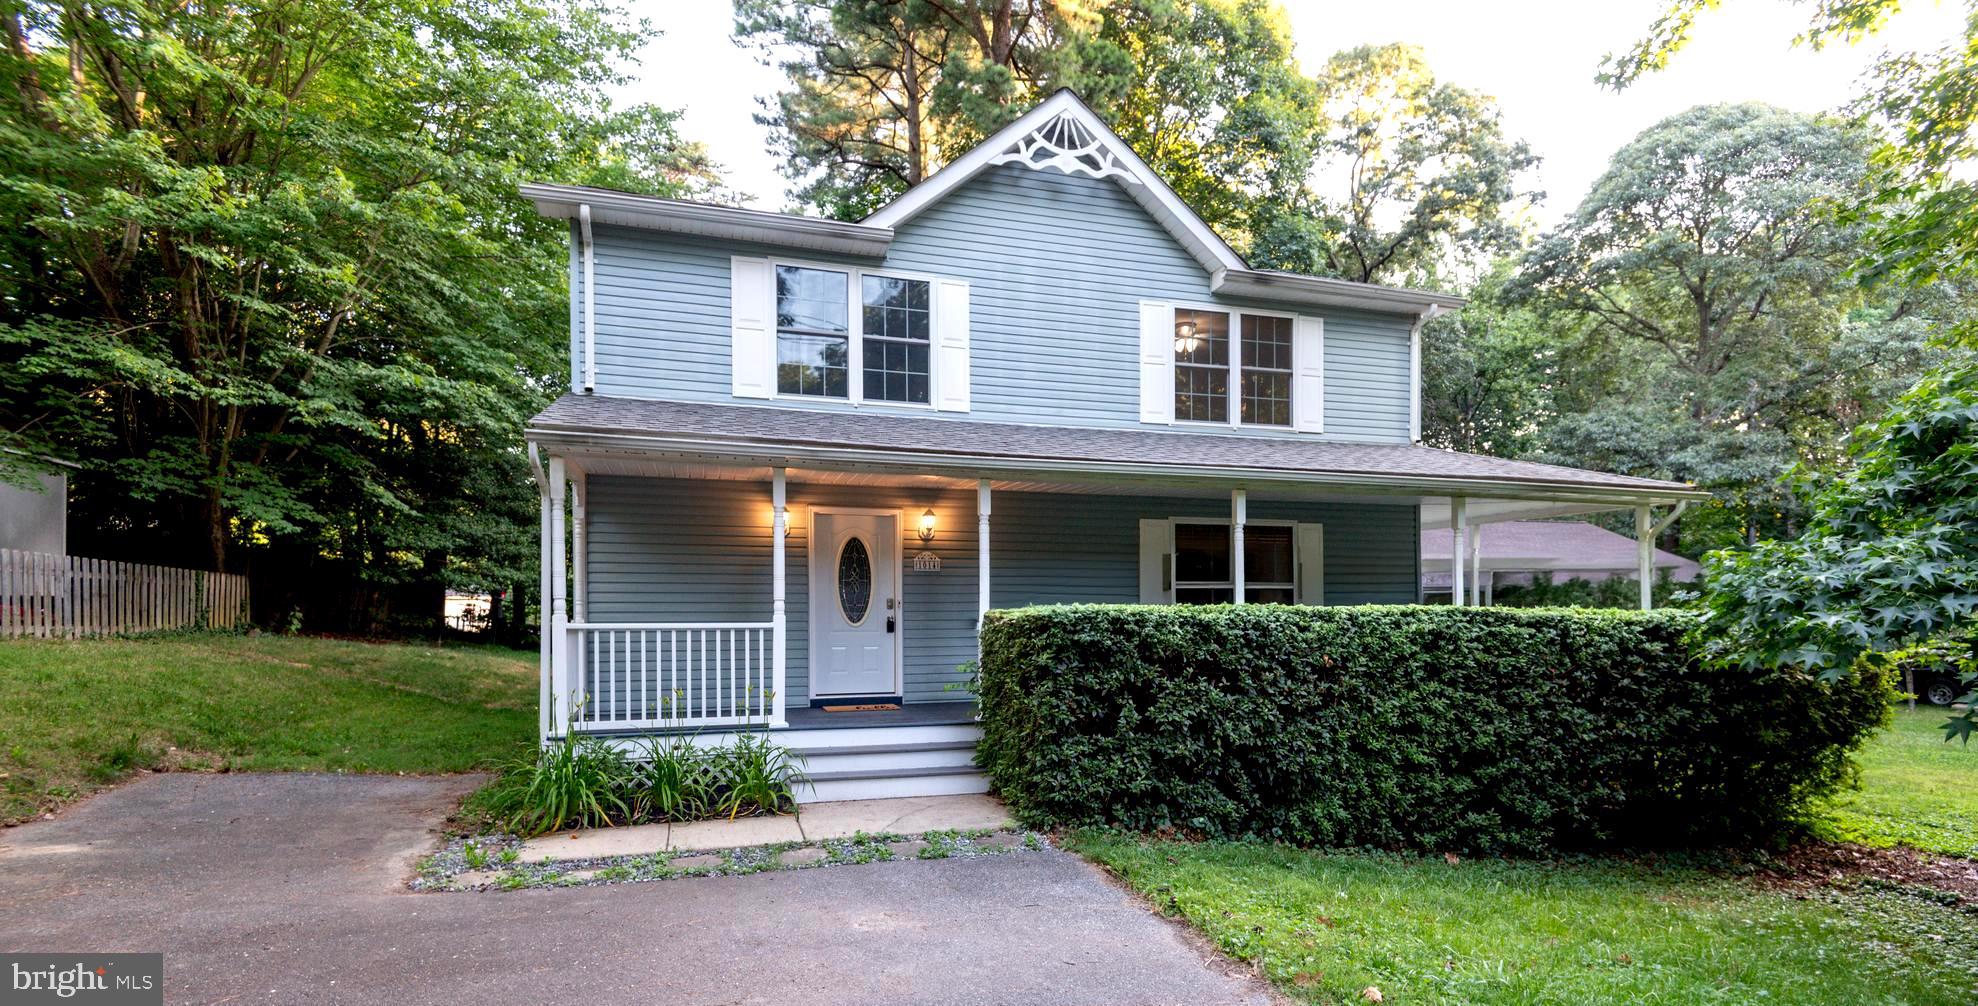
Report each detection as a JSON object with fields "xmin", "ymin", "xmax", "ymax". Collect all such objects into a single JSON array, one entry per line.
[
  {"xmin": 0, "ymin": 633, "xmax": 537, "ymax": 824},
  {"xmin": 1072, "ymin": 832, "xmax": 1977, "ymax": 1006},
  {"xmin": 1814, "ymin": 706, "xmax": 1978, "ymax": 857}
]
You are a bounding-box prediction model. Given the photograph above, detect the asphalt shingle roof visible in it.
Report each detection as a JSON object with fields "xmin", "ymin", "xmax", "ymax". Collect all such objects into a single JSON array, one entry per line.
[{"xmin": 530, "ymin": 394, "xmax": 1700, "ymax": 497}]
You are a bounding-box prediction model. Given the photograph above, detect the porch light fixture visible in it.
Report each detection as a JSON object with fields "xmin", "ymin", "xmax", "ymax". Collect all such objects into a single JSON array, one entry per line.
[
  {"xmin": 917, "ymin": 508, "xmax": 938, "ymax": 544},
  {"xmin": 1174, "ymin": 319, "xmax": 1199, "ymax": 355}
]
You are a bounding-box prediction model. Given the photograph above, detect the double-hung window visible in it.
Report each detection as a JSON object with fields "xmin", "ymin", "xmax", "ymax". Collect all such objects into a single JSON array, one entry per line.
[
  {"xmin": 1171, "ymin": 521, "xmax": 1297, "ymax": 604},
  {"xmin": 775, "ymin": 264, "xmax": 931, "ymax": 405},
  {"xmin": 1172, "ymin": 308, "xmax": 1295, "ymax": 428}
]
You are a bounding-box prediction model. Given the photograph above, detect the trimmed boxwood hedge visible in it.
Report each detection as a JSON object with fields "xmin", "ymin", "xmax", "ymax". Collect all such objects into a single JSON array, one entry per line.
[{"xmin": 976, "ymin": 604, "xmax": 1892, "ymax": 853}]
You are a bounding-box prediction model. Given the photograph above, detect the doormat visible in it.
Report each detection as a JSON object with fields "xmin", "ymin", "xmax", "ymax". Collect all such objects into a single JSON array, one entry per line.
[{"xmin": 821, "ymin": 703, "xmax": 901, "ymax": 712}]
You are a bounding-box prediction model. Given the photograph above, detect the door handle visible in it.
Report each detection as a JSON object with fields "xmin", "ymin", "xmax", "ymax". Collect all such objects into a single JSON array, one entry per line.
[{"xmin": 886, "ymin": 616, "xmax": 896, "ymax": 633}]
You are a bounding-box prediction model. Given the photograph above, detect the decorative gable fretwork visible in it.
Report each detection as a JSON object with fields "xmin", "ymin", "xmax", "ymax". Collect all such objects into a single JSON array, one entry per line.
[{"xmin": 988, "ymin": 109, "xmax": 1142, "ymax": 185}]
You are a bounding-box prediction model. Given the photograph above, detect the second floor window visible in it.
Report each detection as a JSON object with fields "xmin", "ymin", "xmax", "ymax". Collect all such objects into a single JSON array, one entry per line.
[
  {"xmin": 1173, "ymin": 308, "xmax": 1294, "ymax": 428},
  {"xmin": 777, "ymin": 266, "xmax": 849, "ymax": 397},
  {"xmin": 776, "ymin": 265, "xmax": 931, "ymax": 404}
]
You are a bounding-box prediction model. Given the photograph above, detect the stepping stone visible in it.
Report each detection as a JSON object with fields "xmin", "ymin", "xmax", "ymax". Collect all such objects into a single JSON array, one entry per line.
[
  {"xmin": 669, "ymin": 854, "xmax": 725, "ymax": 871},
  {"xmin": 887, "ymin": 841, "xmax": 927, "ymax": 859},
  {"xmin": 453, "ymin": 869, "xmax": 502, "ymax": 888},
  {"xmin": 777, "ymin": 847, "xmax": 826, "ymax": 867}
]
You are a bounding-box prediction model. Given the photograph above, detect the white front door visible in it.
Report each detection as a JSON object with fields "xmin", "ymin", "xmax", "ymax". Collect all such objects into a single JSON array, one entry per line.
[{"xmin": 810, "ymin": 511, "xmax": 898, "ymax": 698}]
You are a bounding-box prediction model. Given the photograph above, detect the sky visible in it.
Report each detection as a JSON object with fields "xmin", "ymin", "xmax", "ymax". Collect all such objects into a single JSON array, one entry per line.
[{"xmin": 613, "ymin": 1, "xmax": 1968, "ymax": 225}]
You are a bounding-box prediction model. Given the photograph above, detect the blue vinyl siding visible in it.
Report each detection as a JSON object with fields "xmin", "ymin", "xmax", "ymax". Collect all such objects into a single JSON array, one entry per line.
[
  {"xmin": 574, "ymin": 164, "xmax": 1419, "ymax": 443},
  {"xmin": 583, "ymin": 476, "xmax": 1420, "ymax": 703}
]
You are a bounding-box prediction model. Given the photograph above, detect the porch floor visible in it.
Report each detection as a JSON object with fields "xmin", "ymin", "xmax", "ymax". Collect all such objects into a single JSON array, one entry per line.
[{"xmin": 785, "ymin": 700, "xmax": 977, "ymax": 730}]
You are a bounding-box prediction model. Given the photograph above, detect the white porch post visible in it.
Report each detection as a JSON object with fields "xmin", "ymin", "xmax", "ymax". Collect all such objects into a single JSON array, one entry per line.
[
  {"xmin": 535, "ymin": 452, "xmax": 551, "ymax": 744},
  {"xmin": 1231, "ymin": 489, "xmax": 1248, "ymax": 605},
  {"xmin": 977, "ymin": 479, "xmax": 992, "ymax": 623},
  {"xmin": 570, "ymin": 469, "xmax": 587, "ymax": 623},
  {"xmin": 1469, "ymin": 523, "xmax": 1484, "ymax": 607},
  {"xmin": 771, "ymin": 467, "xmax": 789, "ymax": 729},
  {"xmin": 1636, "ymin": 504, "xmax": 1654, "ymax": 611},
  {"xmin": 547, "ymin": 455, "xmax": 572, "ymax": 736},
  {"xmin": 1450, "ymin": 496, "xmax": 1468, "ymax": 607}
]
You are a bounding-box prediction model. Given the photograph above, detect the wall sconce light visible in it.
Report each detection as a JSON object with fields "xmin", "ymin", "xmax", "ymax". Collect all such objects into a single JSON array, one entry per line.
[
  {"xmin": 1173, "ymin": 318, "xmax": 1199, "ymax": 355},
  {"xmin": 917, "ymin": 507, "xmax": 938, "ymax": 544}
]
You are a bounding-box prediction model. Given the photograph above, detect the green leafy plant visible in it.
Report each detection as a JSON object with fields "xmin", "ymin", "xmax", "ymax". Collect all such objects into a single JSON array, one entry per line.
[
  {"xmin": 629, "ymin": 735, "xmax": 717, "ymax": 822},
  {"xmin": 461, "ymin": 841, "xmax": 489, "ymax": 870},
  {"xmin": 471, "ymin": 728, "xmax": 634, "ymax": 838},
  {"xmin": 977, "ymin": 604, "xmax": 1892, "ymax": 853},
  {"xmin": 709, "ymin": 732, "xmax": 807, "ymax": 820}
]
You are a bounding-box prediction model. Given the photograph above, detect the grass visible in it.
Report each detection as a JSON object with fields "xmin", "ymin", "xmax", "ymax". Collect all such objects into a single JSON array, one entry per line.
[
  {"xmin": 0, "ymin": 632, "xmax": 537, "ymax": 823},
  {"xmin": 1071, "ymin": 832, "xmax": 1978, "ymax": 1006},
  {"xmin": 1814, "ymin": 706, "xmax": 1978, "ymax": 857}
]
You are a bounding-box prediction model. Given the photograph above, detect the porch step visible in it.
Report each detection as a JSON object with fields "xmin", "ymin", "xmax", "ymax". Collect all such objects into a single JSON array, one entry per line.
[{"xmin": 594, "ymin": 721, "xmax": 989, "ymax": 803}]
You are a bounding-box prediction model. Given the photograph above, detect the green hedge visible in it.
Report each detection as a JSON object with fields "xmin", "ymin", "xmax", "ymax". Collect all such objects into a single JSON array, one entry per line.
[{"xmin": 976, "ymin": 605, "xmax": 1892, "ymax": 853}]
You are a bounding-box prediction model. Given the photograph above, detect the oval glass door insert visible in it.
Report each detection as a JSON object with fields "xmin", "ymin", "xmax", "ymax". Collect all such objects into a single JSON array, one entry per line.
[{"xmin": 837, "ymin": 536, "xmax": 873, "ymax": 625}]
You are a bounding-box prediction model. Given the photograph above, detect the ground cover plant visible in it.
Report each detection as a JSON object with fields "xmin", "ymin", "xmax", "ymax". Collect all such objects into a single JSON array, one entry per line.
[
  {"xmin": 0, "ymin": 633, "xmax": 537, "ymax": 823},
  {"xmin": 979, "ymin": 604, "xmax": 1892, "ymax": 852},
  {"xmin": 1071, "ymin": 831, "xmax": 1978, "ymax": 1006}
]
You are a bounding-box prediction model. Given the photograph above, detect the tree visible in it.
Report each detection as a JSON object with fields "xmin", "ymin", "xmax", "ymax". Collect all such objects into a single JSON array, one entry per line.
[
  {"xmin": 1418, "ymin": 276, "xmax": 1558, "ymax": 456},
  {"xmin": 736, "ymin": 0, "xmax": 1116, "ymax": 218},
  {"xmin": 1606, "ymin": 2, "xmax": 1978, "ymax": 742},
  {"xmin": 1509, "ymin": 104, "xmax": 1939, "ymax": 553},
  {"xmin": 1247, "ymin": 43, "xmax": 1539, "ymax": 287},
  {"xmin": 0, "ymin": 0, "xmax": 720, "ymax": 630}
]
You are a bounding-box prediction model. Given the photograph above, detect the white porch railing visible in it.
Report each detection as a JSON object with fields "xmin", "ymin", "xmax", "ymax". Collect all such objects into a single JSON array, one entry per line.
[{"xmin": 561, "ymin": 622, "xmax": 779, "ymax": 732}]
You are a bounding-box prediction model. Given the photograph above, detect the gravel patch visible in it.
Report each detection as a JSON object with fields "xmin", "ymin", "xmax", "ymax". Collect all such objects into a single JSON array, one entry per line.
[{"xmin": 415, "ymin": 826, "xmax": 1051, "ymax": 892}]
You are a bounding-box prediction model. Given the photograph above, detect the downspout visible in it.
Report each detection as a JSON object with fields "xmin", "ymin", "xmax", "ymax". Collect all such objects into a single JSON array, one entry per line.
[
  {"xmin": 1408, "ymin": 304, "xmax": 1448, "ymax": 444},
  {"xmin": 579, "ymin": 204, "xmax": 596, "ymax": 394}
]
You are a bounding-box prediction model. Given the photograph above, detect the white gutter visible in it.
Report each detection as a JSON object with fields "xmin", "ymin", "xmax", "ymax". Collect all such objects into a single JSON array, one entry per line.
[
  {"xmin": 523, "ymin": 427, "xmax": 1711, "ymax": 506},
  {"xmin": 578, "ymin": 204, "xmax": 596, "ymax": 394}
]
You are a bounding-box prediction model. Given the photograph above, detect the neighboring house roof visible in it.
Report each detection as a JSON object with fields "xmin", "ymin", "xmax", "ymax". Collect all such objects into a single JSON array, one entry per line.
[
  {"xmin": 528, "ymin": 394, "xmax": 1705, "ymax": 504},
  {"xmin": 521, "ymin": 90, "xmax": 1462, "ymax": 317},
  {"xmin": 1421, "ymin": 521, "xmax": 1701, "ymax": 577}
]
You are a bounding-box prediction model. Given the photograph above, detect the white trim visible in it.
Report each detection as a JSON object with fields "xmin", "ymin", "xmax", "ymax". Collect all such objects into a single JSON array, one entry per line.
[
  {"xmin": 771, "ymin": 468, "xmax": 788, "ymax": 728},
  {"xmin": 1212, "ymin": 268, "xmax": 1465, "ymax": 315},
  {"xmin": 766, "ymin": 258, "xmax": 951, "ymax": 412},
  {"xmin": 866, "ymin": 91, "xmax": 1248, "ymax": 276},
  {"xmin": 522, "ymin": 183, "xmax": 893, "ymax": 258},
  {"xmin": 804, "ymin": 505, "xmax": 906, "ymax": 699},
  {"xmin": 578, "ymin": 205, "xmax": 596, "ymax": 393},
  {"xmin": 1406, "ymin": 305, "xmax": 1449, "ymax": 443},
  {"xmin": 976, "ymin": 479, "xmax": 992, "ymax": 621},
  {"xmin": 1231, "ymin": 490, "xmax": 1247, "ymax": 605}
]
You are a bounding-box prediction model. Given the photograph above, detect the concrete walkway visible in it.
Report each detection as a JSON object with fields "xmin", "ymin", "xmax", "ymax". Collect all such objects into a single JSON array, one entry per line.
[
  {"xmin": 519, "ymin": 792, "xmax": 1015, "ymax": 861},
  {"xmin": 0, "ymin": 774, "xmax": 1275, "ymax": 1006}
]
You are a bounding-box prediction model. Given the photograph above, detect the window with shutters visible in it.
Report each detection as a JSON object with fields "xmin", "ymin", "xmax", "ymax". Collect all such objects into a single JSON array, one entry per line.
[
  {"xmin": 1171, "ymin": 520, "xmax": 1297, "ymax": 604},
  {"xmin": 768, "ymin": 261, "xmax": 940, "ymax": 407},
  {"xmin": 1171, "ymin": 307, "xmax": 1297, "ymax": 428}
]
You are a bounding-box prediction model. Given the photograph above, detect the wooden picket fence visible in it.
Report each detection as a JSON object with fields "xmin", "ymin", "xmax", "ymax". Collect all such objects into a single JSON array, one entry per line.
[{"xmin": 0, "ymin": 549, "xmax": 250, "ymax": 638}]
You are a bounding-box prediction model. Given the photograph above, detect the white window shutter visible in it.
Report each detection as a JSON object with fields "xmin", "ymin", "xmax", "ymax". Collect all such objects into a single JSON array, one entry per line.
[
  {"xmin": 934, "ymin": 278, "xmax": 971, "ymax": 412},
  {"xmin": 1293, "ymin": 315, "xmax": 1325, "ymax": 433},
  {"xmin": 1297, "ymin": 523, "xmax": 1325, "ymax": 605},
  {"xmin": 730, "ymin": 256, "xmax": 773, "ymax": 399},
  {"xmin": 1138, "ymin": 518, "xmax": 1172, "ymax": 603},
  {"xmin": 1139, "ymin": 301, "xmax": 1174, "ymax": 424}
]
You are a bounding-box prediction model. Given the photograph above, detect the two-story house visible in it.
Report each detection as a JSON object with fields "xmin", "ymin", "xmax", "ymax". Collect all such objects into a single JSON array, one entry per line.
[{"xmin": 520, "ymin": 91, "xmax": 1706, "ymax": 801}]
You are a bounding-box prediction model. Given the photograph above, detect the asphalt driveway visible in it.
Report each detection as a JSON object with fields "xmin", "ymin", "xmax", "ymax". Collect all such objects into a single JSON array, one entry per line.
[{"xmin": 0, "ymin": 774, "xmax": 1274, "ymax": 1005}]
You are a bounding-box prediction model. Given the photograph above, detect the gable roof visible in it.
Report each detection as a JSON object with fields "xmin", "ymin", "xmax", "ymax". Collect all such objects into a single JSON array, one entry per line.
[{"xmin": 522, "ymin": 91, "xmax": 1462, "ymax": 316}]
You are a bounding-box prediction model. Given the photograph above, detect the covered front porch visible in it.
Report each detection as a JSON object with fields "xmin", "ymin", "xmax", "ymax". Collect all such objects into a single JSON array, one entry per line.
[{"xmin": 528, "ymin": 434, "xmax": 1704, "ymax": 748}]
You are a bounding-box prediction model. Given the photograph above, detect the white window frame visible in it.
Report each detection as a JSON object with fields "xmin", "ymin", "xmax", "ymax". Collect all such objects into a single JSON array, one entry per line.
[
  {"xmin": 1168, "ymin": 517, "xmax": 1298, "ymax": 603},
  {"xmin": 769, "ymin": 256, "xmax": 944, "ymax": 411},
  {"xmin": 1169, "ymin": 302, "xmax": 1300, "ymax": 430}
]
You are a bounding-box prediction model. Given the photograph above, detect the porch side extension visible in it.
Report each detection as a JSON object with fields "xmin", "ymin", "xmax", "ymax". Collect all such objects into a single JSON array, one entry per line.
[{"xmin": 522, "ymin": 90, "xmax": 1706, "ymax": 802}]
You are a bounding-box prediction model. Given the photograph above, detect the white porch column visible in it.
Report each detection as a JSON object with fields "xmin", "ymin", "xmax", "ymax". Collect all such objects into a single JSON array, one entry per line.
[
  {"xmin": 536, "ymin": 454, "xmax": 552, "ymax": 744},
  {"xmin": 570, "ymin": 469, "xmax": 587, "ymax": 623},
  {"xmin": 771, "ymin": 468, "xmax": 789, "ymax": 728},
  {"xmin": 1231, "ymin": 489, "xmax": 1248, "ymax": 605},
  {"xmin": 977, "ymin": 479, "xmax": 992, "ymax": 622},
  {"xmin": 1469, "ymin": 523, "xmax": 1484, "ymax": 607},
  {"xmin": 546, "ymin": 455, "xmax": 571, "ymax": 736},
  {"xmin": 1636, "ymin": 504, "xmax": 1654, "ymax": 611},
  {"xmin": 1450, "ymin": 496, "xmax": 1468, "ymax": 607}
]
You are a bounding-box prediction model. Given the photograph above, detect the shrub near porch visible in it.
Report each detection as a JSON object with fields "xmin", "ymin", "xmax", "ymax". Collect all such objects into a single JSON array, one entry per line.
[{"xmin": 976, "ymin": 605, "xmax": 1892, "ymax": 852}]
